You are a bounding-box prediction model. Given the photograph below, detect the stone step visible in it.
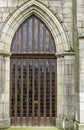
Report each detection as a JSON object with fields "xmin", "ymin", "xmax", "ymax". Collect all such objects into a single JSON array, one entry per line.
[{"xmin": 5, "ymin": 127, "xmax": 62, "ymax": 130}]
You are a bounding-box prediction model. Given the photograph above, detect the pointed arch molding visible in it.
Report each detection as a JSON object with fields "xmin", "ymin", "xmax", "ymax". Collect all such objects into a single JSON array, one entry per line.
[{"xmin": 0, "ymin": 0, "xmax": 70, "ymax": 53}]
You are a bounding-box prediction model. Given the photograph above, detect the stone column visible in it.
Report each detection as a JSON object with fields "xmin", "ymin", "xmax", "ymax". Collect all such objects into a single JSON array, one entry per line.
[
  {"xmin": 0, "ymin": 54, "xmax": 10, "ymax": 127},
  {"xmin": 76, "ymin": 0, "xmax": 84, "ymax": 129},
  {"xmin": 56, "ymin": 52, "xmax": 75, "ymax": 129},
  {"xmin": 56, "ymin": 56, "xmax": 64, "ymax": 128},
  {"xmin": 76, "ymin": 38, "xmax": 84, "ymax": 130},
  {"xmin": 63, "ymin": 54, "xmax": 75, "ymax": 129}
]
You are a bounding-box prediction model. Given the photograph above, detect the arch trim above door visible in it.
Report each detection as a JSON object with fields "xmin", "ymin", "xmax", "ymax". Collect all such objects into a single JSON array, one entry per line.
[{"xmin": 0, "ymin": 0, "xmax": 70, "ymax": 54}]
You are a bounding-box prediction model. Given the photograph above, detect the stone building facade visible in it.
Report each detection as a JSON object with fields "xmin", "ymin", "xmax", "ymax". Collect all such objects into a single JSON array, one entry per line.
[{"xmin": 0, "ymin": 0, "xmax": 83, "ymax": 130}]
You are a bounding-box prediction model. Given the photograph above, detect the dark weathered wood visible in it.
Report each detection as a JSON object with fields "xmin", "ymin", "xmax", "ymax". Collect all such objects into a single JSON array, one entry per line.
[
  {"xmin": 44, "ymin": 60, "xmax": 46, "ymax": 125},
  {"xmin": 50, "ymin": 60, "xmax": 52, "ymax": 124},
  {"xmin": 38, "ymin": 60, "xmax": 40, "ymax": 126},
  {"xmin": 38, "ymin": 21, "xmax": 40, "ymax": 52},
  {"xmin": 49, "ymin": 33, "xmax": 51, "ymax": 52},
  {"xmin": 10, "ymin": 60, "xmax": 12, "ymax": 122},
  {"xmin": 15, "ymin": 32, "xmax": 18, "ymax": 52},
  {"xmin": 20, "ymin": 59, "xmax": 23, "ymax": 125},
  {"xmin": 55, "ymin": 60, "xmax": 57, "ymax": 117},
  {"xmin": 26, "ymin": 21, "xmax": 29, "ymax": 52},
  {"xmin": 43, "ymin": 25, "xmax": 46, "ymax": 52},
  {"xmin": 32, "ymin": 17, "xmax": 34, "ymax": 52},
  {"xmin": 21, "ymin": 25, "xmax": 23, "ymax": 52},
  {"xmin": 32, "ymin": 59, "xmax": 34, "ymax": 125},
  {"xmin": 15, "ymin": 59, "xmax": 17, "ymax": 125},
  {"xmin": 10, "ymin": 16, "xmax": 56, "ymax": 126},
  {"xmin": 26, "ymin": 60, "xmax": 29, "ymax": 125}
]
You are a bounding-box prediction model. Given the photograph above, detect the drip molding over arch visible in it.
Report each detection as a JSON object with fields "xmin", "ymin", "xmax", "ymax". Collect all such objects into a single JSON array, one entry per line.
[{"xmin": 0, "ymin": 0, "xmax": 70, "ymax": 53}]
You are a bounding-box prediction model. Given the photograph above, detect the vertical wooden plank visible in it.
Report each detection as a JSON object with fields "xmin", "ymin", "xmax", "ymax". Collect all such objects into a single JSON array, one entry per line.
[
  {"xmin": 10, "ymin": 59, "xmax": 12, "ymax": 124},
  {"xmin": 20, "ymin": 59, "xmax": 23, "ymax": 125},
  {"xmin": 10, "ymin": 16, "xmax": 57, "ymax": 127},
  {"xmin": 26, "ymin": 59, "xmax": 29, "ymax": 125},
  {"xmin": 38, "ymin": 60, "xmax": 40, "ymax": 125},
  {"xmin": 21, "ymin": 25, "xmax": 23, "ymax": 52},
  {"xmin": 50, "ymin": 59, "xmax": 52, "ymax": 124},
  {"xmin": 44, "ymin": 59, "xmax": 46, "ymax": 125},
  {"xmin": 55, "ymin": 59, "xmax": 57, "ymax": 118},
  {"xmin": 43, "ymin": 25, "xmax": 46, "ymax": 52},
  {"xmin": 15, "ymin": 32, "xmax": 18, "ymax": 52},
  {"xmin": 32, "ymin": 59, "xmax": 34, "ymax": 125},
  {"xmin": 26, "ymin": 21, "xmax": 29, "ymax": 52},
  {"xmin": 15, "ymin": 59, "xmax": 17, "ymax": 125},
  {"xmin": 49, "ymin": 33, "xmax": 51, "ymax": 53},
  {"xmin": 38, "ymin": 20, "xmax": 40, "ymax": 52},
  {"xmin": 32, "ymin": 17, "xmax": 35, "ymax": 52}
]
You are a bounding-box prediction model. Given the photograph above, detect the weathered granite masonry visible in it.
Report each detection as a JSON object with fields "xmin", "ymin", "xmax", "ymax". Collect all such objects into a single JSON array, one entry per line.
[
  {"xmin": 75, "ymin": 0, "xmax": 84, "ymax": 130},
  {"xmin": 0, "ymin": 0, "xmax": 83, "ymax": 130}
]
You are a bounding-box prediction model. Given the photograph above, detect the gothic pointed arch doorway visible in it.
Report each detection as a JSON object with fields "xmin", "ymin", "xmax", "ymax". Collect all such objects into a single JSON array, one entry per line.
[{"xmin": 10, "ymin": 15, "xmax": 57, "ymax": 126}]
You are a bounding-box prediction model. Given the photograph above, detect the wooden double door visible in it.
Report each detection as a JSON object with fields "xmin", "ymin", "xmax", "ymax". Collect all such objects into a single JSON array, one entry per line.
[
  {"xmin": 10, "ymin": 15, "xmax": 57, "ymax": 126},
  {"xmin": 10, "ymin": 57, "xmax": 56, "ymax": 126}
]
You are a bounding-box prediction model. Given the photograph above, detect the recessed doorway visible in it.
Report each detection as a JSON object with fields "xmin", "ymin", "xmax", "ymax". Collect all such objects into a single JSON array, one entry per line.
[{"xmin": 10, "ymin": 15, "xmax": 57, "ymax": 126}]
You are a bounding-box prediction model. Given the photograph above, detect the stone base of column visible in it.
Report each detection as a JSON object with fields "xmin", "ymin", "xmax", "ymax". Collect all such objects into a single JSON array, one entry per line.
[
  {"xmin": 0, "ymin": 118, "xmax": 10, "ymax": 128},
  {"xmin": 75, "ymin": 122, "xmax": 84, "ymax": 130},
  {"xmin": 56, "ymin": 117, "xmax": 63, "ymax": 129},
  {"xmin": 56, "ymin": 117, "xmax": 74, "ymax": 130}
]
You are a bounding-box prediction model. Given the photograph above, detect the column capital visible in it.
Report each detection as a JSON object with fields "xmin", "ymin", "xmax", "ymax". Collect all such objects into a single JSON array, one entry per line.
[
  {"xmin": 55, "ymin": 51, "xmax": 75, "ymax": 58},
  {"xmin": 0, "ymin": 51, "xmax": 11, "ymax": 57}
]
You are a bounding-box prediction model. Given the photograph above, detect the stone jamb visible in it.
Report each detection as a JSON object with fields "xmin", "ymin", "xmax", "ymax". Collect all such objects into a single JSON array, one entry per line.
[{"xmin": 56, "ymin": 53, "xmax": 75, "ymax": 129}]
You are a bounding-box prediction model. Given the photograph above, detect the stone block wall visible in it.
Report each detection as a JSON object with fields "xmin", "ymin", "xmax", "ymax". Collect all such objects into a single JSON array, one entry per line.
[
  {"xmin": 74, "ymin": 0, "xmax": 84, "ymax": 129},
  {"xmin": 0, "ymin": 56, "xmax": 10, "ymax": 127},
  {"xmin": 56, "ymin": 54, "xmax": 75, "ymax": 129},
  {"xmin": 0, "ymin": 0, "xmax": 76, "ymax": 129},
  {"xmin": 0, "ymin": 0, "xmax": 73, "ymax": 49}
]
